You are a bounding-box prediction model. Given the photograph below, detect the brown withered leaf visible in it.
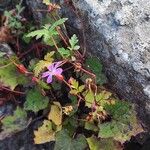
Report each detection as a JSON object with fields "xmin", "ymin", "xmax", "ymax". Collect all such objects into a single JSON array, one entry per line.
[{"xmin": 0, "ymin": 26, "xmax": 13, "ymax": 42}]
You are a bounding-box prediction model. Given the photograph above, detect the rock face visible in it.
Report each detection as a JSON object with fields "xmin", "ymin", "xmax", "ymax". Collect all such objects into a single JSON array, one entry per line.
[
  {"xmin": 26, "ymin": 0, "xmax": 47, "ymax": 24},
  {"xmin": 58, "ymin": 0, "xmax": 150, "ymax": 129}
]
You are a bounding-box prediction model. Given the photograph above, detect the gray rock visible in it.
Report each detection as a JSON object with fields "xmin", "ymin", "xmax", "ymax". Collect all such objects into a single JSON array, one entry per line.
[
  {"xmin": 0, "ymin": 122, "xmax": 54, "ymax": 150},
  {"xmin": 59, "ymin": 0, "xmax": 150, "ymax": 129},
  {"xmin": 0, "ymin": 43, "xmax": 14, "ymax": 56},
  {"xmin": 25, "ymin": 0, "xmax": 47, "ymax": 24},
  {"xmin": 0, "ymin": 0, "xmax": 21, "ymax": 12}
]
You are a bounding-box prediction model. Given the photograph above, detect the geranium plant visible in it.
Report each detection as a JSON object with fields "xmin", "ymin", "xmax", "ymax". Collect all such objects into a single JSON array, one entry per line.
[{"xmin": 0, "ymin": 0, "xmax": 143, "ymax": 149}]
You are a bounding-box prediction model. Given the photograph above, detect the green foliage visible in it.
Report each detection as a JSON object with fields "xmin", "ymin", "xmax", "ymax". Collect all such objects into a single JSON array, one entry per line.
[
  {"xmin": 0, "ymin": 57, "xmax": 27, "ymax": 90},
  {"xmin": 24, "ymin": 88, "xmax": 49, "ymax": 113},
  {"xmin": 58, "ymin": 34, "xmax": 80, "ymax": 59},
  {"xmin": 58, "ymin": 48, "xmax": 70, "ymax": 58},
  {"xmin": 87, "ymin": 136, "xmax": 120, "ymax": 150},
  {"xmin": 68, "ymin": 34, "xmax": 80, "ymax": 51},
  {"xmin": 26, "ymin": 18, "xmax": 68, "ymax": 45},
  {"xmin": 84, "ymin": 90, "xmax": 112, "ymax": 108},
  {"xmin": 4, "ymin": 3, "xmax": 25, "ymax": 30},
  {"xmin": 2, "ymin": 107, "xmax": 27, "ymax": 132},
  {"xmin": 38, "ymin": 80, "xmax": 50, "ymax": 90},
  {"xmin": 87, "ymin": 136, "xmax": 101, "ymax": 150},
  {"xmin": 86, "ymin": 57, "xmax": 107, "ymax": 85},
  {"xmin": 34, "ymin": 51, "xmax": 54, "ymax": 77},
  {"xmin": 63, "ymin": 116, "xmax": 78, "ymax": 136},
  {"xmin": 98, "ymin": 100, "xmax": 143, "ymax": 143},
  {"xmin": 69, "ymin": 78, "xmax": 85, "ymax": 95},
  {"xmin": 54, "ymin": 129, "xmax": 88, "ymax": 150},
  {"xmin": 0, "ymin": 2, "xmax": 143, "ymax": 148},
  {"xmin": 84, "ymin": 121, "xmax": 99, "ymax": 132},
  {"xmin": 84, "ymin": 90, "xmax": 95, "ymax": 107},
  {"xmin": 0, "ymin": 52, "xmax": 6, "ymax": 57}
]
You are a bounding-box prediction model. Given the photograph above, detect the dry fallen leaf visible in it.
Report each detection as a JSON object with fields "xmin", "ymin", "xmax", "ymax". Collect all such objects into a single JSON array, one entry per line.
[
  {"xmin": 48, "ymin": 102, "xmax": 62, "ymax": 126},
  {"xmin": 34, "ymin": 120, "xmax": 55, "ymax": 144}
]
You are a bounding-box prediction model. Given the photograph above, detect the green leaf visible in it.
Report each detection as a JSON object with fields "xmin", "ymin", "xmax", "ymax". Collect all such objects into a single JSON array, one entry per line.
[
  {"xmin": 87, "ymin": 136, "xmax": 120, "ymax": 150},
  {"xmin": 49, "ymin": 18, "xmax": 68, "ymax": 33},
  {"xmin": 22, "ymin": 33, "xmax": 32, "ymax": 44},
  {"xmin": 98, "ymin": 121, "xmax": 119, "ymax": 139},
  {"xmin": 86, "ymin": 57, "xmax": 107, "ymax": 85},
  {"xmin": 34, "ymin": 51, "xmax": 54, "ymax": 77},
  {"xmin": 63, "ymin": 117, "xmax": 78, "ymax": 136},
  {"xmin": 34, "ymin": 120, "xmax": 55, "ymax": 144},
  {"xmin": 58, "ymin": 48, "xmax": 70, "ymax": 58},
  {"xmin": 96, "ymin": 90, "xmax": 112, "ymax": 107},
  {"xmin": 38, "ymin": 80, "xmax": 50, "ymax": 90},
  {"xmin": 84, "ymin": 90, "xmax": 95, "ymax": 107},
  {"xmin": 104, "ymin": 100, "xmax": 132, "ymax": 123},
  {"xmin": 69, "ymin": 78, "xmax": 85, "ymax": 95},
  {"xmin": 4, "ymin": 4, "xmax": 24, "ymax": 30},
  {"xmin": 24, "ymin": 88, "xmax": 49, "ymax": 113},
  {"xmin": 0, "ymin": 52, "xmax": 6, "ymax": 57},
  {"xmin": 86, "ymin": 136, "xmax": 101, "ymax": 150},
  {"xmin": 68, "ymin": 34, "xmax": 80, "ymax": 51},
  {"xmin": 2, "ymin": 107, "xmax": 28, "ymax": 132},
  {"xmin": 34, "ymin": 60, "xmax": 52, "ymax": 77},
  {"xmin": 0, "ymin": 57, "xmax": 27, "ymax": 90},
  {"xmin": 54, "ymin": 130, "xmax": 88, "ymax": 150},
  {"xmin": 26, "ymin": 18, "xmax": 67, "ymax": 46},
  {"xmin": 98, "ymin": 101, "xmax": 143, "ymax": 143},
  {"xmin": 85, "ymin": 121, "xmax": 99, "ymax": 132}
]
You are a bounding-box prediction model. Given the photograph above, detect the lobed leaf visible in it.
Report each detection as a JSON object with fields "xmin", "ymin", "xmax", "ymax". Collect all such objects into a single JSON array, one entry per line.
[
  {"xmin": 24, "ymin": 88, "xmax": 49, "ymax": 113},
  {"xmin": 54, "ymin": 129, "xmax": 88, "ymax": 150},
  {"xmin": 48, "ymin": 102, "xmax": 62, "ymax": 126},
  {"xmin": 86, "ymin": 57, "xmax": 107, "ymax": 85},
  {"xmin": 0, "ymin": 57, "xmax": 27, "ymax": 90},
  {"xmin": 34, "ymin": 120, "xmax": 55, "ymax": 144}
]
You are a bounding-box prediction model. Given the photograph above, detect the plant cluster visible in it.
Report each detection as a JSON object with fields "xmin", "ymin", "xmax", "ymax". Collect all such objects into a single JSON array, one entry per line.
[{"xmin": 0, "ymin": 1, "xmax": 143, "ymax": 149}]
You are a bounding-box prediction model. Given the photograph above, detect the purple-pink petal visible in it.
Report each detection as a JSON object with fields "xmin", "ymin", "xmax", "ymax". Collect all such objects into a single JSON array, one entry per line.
[
  {"xmin": 55, "ymin": 68, "xmax": 63, "ymax": 75},
  {"xmin": 42, "ymin": 71, "xmax": 50, "ymax": 78},
  {"xmin": 47, "ymin": 63, "xmax": 55, "ymax": 71},
  {"xmin": 54, "ymin": 61, "xmax": 62, "ymax": 68},
  {"xmin": 47, "ymin": 74, "xmax": 53, "ymax": 83}
]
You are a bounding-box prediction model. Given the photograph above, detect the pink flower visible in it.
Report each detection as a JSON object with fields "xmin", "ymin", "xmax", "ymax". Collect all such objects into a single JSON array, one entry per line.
[{"xmin": 42, "ymin": 61, "xmax": 63, "ymax": 83}]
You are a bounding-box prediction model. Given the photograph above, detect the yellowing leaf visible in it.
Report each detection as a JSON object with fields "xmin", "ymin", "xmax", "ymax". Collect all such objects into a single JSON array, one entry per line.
[
  {"xmin": 84, "ymin": 90, "xmax": 95, "ymax": 107},
  {"xmin": 48, "ymin": 102, "xmax": 62, "ymax": 125},
  {"xmin": 34, "ymin": 51, "xmax": 54, "ymax": 77},
  {"xmin": 69, "ymin": 78, "xmax": 85, "ymax": 95},
  {"xmin": 34, "ymin": 120, "xmax": 55, "ymax": 144},
  {"xmin": 34, "ymin": 60, "xmax": 52, "ymax": 77},
  {"xmin": 87, "ymin": 136, "xmax": 101, "ymax": 150},
  {"xmin": 96, "ymin": 90, "xmax": 112, "ymax": 106},
  {"xmin": 43, "ymin": 0, "xmax": 51, "ymax": 5},
  {"xmin": 44, "ymin": 51, "xmax": 55, "ymax": 62}
]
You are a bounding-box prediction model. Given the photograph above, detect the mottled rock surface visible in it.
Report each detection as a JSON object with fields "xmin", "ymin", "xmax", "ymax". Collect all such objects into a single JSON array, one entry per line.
[
  {"xmin": 0, "ymin": 123, "xmax": 54, "ymax": 150},
  {"xmin": 55, "ymin": 0, "xmax": 150, "ymax": 129},
  {"xmin": 25, "ymin": 0, "xmax": 47, "ymax": 24}
]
